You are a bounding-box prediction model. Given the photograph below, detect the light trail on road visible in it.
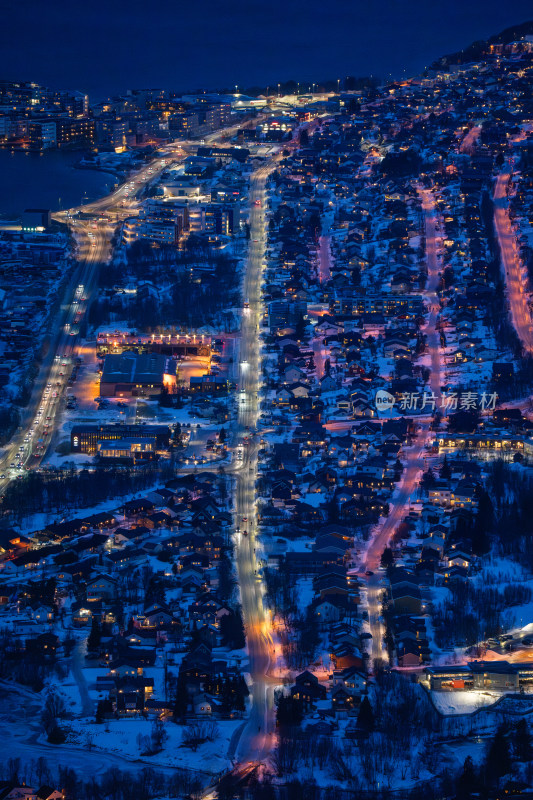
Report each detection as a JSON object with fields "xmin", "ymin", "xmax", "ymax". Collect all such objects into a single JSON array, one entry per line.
[
  {"xmin": 360, "ymin": 189, "xmax": 443, "ymax": 669},
  {"xmin": 233, "ymin": 162, "xmax": 281, "ymax": 765},
  {"xmin": 494, "ymin": 162, "xmax": 533, "ymax": 354}
]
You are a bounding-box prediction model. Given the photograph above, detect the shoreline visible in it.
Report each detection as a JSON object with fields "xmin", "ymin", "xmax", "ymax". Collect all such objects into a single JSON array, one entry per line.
[{"xmin": 0, "ymin": 147, "xmax": 117, "ymax": 217}]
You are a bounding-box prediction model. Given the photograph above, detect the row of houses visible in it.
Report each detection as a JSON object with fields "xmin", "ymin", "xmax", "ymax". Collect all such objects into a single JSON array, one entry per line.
[{"xmin": 0, "ymin": 469, "xmax": 251, "ymax": 722}]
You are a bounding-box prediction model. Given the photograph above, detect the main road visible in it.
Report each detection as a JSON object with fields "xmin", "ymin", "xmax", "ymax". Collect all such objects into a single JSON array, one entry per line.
[
  {"xmin": 233, "ymin": 162, "xmax": 279, "ymax": 765},
  {"xmin": 231, "ymin": 123, "xmax": 320, "ymax": 763}
]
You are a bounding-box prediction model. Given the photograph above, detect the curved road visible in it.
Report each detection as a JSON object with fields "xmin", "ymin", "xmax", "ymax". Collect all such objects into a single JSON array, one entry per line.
[
  {"xmin": 362, "ymin": 189, "xmax": 442, "ymax": 667},
  {"xmin": 494, "ymin": 162, "xmax": 533, "ymax": 354}
]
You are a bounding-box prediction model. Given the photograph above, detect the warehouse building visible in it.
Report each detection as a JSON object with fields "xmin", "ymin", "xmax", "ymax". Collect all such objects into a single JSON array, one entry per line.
[
  {"xmin": 71, "ymin": 423, "xmax": 171, "ymax": 456},
  {"xmin": 99, "ymin": 352, "xmax": 176, "ymax": 397},
  {"xmin": 422, "ymin": 661, "xmax": 533, "ymax": 691}
]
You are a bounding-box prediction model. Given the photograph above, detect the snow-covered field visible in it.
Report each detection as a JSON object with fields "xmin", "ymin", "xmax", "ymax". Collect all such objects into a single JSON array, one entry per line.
[
  {"xmin": 65, "ymin": 716, "xmax": 241, "ymax": 775},
  {"xmin": 430, "ymin": 689, "xmax": 502, "ymax": 715}
]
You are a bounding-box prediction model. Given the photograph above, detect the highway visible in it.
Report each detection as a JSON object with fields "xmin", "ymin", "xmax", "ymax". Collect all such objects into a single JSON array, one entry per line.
[
  {"xmin": 0, "ymin": 116, "xmax": 265, "ymax": 498},
  {"xmin": 361, "ymin": 189, "xmax": 443, "ymax": 668},
  {"xmin": 0, "ymin": 145, "xmax": 175, "ymax": 493},
  {"xmin": 0, "ymin": 217, "xmax": 109, "ymax": 492},
  {"xmin": 63, "ymin": 116, "xmax": 261, "ymax": 219},
  {"xmin": 493, "ymin": 163, "xmax": 533, "ymax": 354}
]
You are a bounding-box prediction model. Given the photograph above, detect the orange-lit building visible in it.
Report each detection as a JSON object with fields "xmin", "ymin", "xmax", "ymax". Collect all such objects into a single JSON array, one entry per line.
[{"xmin": 99, "ymin": 352, "xmax": 176, "ymax": 397}]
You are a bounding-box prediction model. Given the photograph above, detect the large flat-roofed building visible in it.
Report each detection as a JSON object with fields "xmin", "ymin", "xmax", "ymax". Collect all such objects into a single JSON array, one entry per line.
[
  {"xmin": 55, "ymin": 117, "xmax": 95, "ymax": 147},
  {"xmin": 96, "ymin": 331, "xmax": 211, "ymax": 358},
  {"xmin": 22, "ymin": 208, "xmax": 52, "ymax": 231},
  {"xmin": 268, "ymin": 300, "xmax": 307, "ymax": 331},
  {"xmin": 28, "ymin": 120, "xmax": 57, "ymax": 150},
  {"xmin": 71, "ymin": 423, "xmax": 171, "ymax": 455},
  {"xmin": 100, "ymin": 352, "xmax": 176, "ymax": 397},
  {"xmin": 332, "ymin": 291, "xmax": 424, "ymax": 319},
  {"xmin": 422, "ymin": 661, "xmax": 533, "ymax": 691},
  {"xmin": 189, "ymin": 375, "xmax": 229, "ymax": 393},
  {"xmin": 97, "ymin": 439, "xmax": 157, "ymax": 463}
]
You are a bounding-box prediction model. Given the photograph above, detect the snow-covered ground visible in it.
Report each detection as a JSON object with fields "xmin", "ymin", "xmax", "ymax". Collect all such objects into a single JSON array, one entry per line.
[
  {"xmin": 64, "ymin": 716, "xmax": 242, "ymax": 775},
  {"xmin": 430, "ymin": 689, "xmax": 502, "ymax": 715}
]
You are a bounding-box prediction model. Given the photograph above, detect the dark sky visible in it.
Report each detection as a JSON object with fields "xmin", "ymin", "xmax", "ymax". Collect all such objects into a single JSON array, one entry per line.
[{"xmin": 1, "ymin": 0, "xmax": 531, "ymax": 98}]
